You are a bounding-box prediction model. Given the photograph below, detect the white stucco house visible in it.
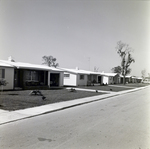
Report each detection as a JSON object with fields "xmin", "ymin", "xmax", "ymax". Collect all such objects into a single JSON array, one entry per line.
[
  {"xmin": 142, "ymin": 77, "xmax": 150, "ymax": 84},
  {"xmin": 59, "ymin": 67, "xmax": 120, "ymax": 86},
  {"xmin": 119, "ymin": 75, "xmax": 132, "ymax": 84},
  {"xmin": 98, "ymin": 73, "xmax": 120, "ymax": 85},
  {"xmin": 119, "ymin": 75, "xmax": 143, "ymax": 84},
  {"xmin": 0, "ymin": 58, "xmax": 64, "ymax": 90},
  {"xmin": 136, "ymin": 77, "xmax": 143, "ymax": 83},
  {"xmin": 0, "ymin": 62, "xmax": 14, "ymax": 90},
  {"xmin": 59, "ymin": 67, "xmax": 100, "ymax": 86},
  {"xmin": 131, "ymin": 76, "xmax": 143, "ymax": 83}
]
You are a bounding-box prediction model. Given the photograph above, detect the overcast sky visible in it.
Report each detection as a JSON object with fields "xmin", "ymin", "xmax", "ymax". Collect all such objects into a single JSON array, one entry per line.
[{"xmin": 0, "ymin": 0, "xmax": 149, "ymax": 76}]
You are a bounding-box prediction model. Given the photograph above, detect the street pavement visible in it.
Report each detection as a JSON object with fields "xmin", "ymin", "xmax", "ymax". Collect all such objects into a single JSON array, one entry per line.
[
  {"xmin": 0, "ymin": 85, "xmax": 150, "ymax": 149},
  {"xmin": 0, "ymin": 85, "xmax": 149, "ymax": 125}
]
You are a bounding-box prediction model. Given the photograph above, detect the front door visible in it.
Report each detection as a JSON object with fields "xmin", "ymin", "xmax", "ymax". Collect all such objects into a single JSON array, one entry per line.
[
  {"xmin": 98, "ymin": 76, "xmax": 102, "ymax": 83},
  {"xmin": 14, "ymin": 69, "xmax": 23, "ymax": 88}
]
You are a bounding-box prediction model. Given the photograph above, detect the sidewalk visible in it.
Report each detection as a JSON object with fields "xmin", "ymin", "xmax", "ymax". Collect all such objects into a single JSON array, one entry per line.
[{"xmin": 0, "ymin": 86, "xmax": 149, "ymax": 125}]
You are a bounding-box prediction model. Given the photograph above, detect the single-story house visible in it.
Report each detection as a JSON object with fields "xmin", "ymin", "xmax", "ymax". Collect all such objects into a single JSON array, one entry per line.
[
  {"xmin": 60, "ymin": 67, "xmax": 120, "ymax": 86},
  {"xmin": 119, "ymin": 75, "xmax": 143, "ymax": 84},
  {"xmin": 136, "ymin": 77, "xmax": 143, "ymax": 83},
  {"xmin": 0, "ymin": 62, "xmax": 15, "ymax": 90},
  {"xmin": 59, "ymin": 67, "xmax": 100, "ymax": 86},
  {"xmin": 131, "ymin": 76, "xmax": 139, "ymax": 83},
  {"xmin": 98, "ymin": 73, "xmax": 120, "ymax": 85},
  {"xmin": 119, "ymin": 75, "xmax": 132, "ymax": 84},
  {"xmin": 130, "ymin": 76, "xmax": 143, "ymax": 83},
  {"xmin": 142, "ymin": 77, "xmax": 150, "ymax": 84},
  {"xmin": 0, "ymin": 59, "xmax": 64, "ymax": 90}
]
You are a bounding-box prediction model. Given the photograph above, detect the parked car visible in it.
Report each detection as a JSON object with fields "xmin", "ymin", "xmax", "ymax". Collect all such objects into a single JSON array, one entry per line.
[{"xmin": 142, "ymin": 79, "xmax": 150, "ymax": 84}]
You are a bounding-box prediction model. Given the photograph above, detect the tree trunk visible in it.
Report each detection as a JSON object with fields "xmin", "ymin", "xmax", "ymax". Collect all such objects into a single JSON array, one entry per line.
[{"xmin": 123, "ymin": 75, "xmax": 126, "ymax": 85}]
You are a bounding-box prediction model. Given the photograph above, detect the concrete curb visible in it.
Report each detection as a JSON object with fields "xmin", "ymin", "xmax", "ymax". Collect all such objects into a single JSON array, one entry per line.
[{"xmin": 0, "ymin": 85, "xmax": 149, "ymax": 125}]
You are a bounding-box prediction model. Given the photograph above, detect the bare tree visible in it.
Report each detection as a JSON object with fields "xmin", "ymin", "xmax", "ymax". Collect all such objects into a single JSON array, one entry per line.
[
  {"xmin": 116, "ymin": 41, "xmax": 135, "ymax": 84},
  {"xmin": 141, "ymin": 69, "xmax": 146, "ymax": 79},
  {"xmin": 42, "ymin": 55, "xmax": 59, "ymax": 68},
  {"xmin": 94, "ymin": 67, "xmax": 99, "ymax": 72}
]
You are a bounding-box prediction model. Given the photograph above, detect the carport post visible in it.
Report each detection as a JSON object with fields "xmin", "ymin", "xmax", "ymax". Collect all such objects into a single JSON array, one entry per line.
[{"xmin": 48, "ymin": 71, "xmax": 50, "ymax": 88}]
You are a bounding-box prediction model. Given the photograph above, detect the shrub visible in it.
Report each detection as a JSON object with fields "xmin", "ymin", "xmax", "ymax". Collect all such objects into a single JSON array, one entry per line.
[{"xmin": 0, "ymin": 79, "xmax": 8, "ymax": 86}]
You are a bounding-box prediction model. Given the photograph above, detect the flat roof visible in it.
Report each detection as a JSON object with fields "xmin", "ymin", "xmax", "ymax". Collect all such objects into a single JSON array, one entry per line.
[
  {"xmin": 59, "ymin": 68, "xmax": 119, "ymax": 76},
  {"xmin": 59, "ymin": 67, "xmax": 101, "ymax": 75},
  {"xmin": 101, "ymin": 73, "xmax": 118, "ymax": 77},
  {"xmin": 0, "ymin": 62, "xmax": 14, "ymax": 68},
  {"xmin": 0, "ymin": 60, "xmax": 63, "ymax": 72}
]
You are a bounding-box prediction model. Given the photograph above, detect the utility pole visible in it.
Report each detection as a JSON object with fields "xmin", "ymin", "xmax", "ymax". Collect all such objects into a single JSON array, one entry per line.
[{"xmin": 88, "ymin": 57, "xmax": 90, "ymax": 71}]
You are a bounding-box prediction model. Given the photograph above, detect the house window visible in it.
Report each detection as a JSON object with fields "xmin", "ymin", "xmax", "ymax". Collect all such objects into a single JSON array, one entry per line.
[
  {"xmin": 0, "ymin": 69, "xmax": 5, "ymax": 78},
  {"xmin": 32, "ymin": 71, "xmax": 38, "ymax": 80},
  {"xmin": 64, "ymin": 74, "xmax": 70, "ymax": 78},
  {"xmin": 80, "ymin": 75, "xmax": 84, "ymax": 80},
  {"xmin": 109, "ymin": 77, "xmax": 113, "ymax": 80},
  {"xmin": 25, "ymin": 70, "xmax": 40, "ymax": 86},
  {"xmin": 25, "ymin": 70, "xmax": 38, "ymax": 81}
]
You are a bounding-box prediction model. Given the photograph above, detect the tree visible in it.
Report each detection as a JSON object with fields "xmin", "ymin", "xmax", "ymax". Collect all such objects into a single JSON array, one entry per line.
[
  {"xmin": 0, "ymin": 79, "xmax": 8, "ymax": 106},
  {"xmin": 116, "ymin": 41, "xmax": 135, "ymax": 84},
  {"xmin": 94, "ymin": 67, "xmax": 99, "ymax": 72},
  {"xmin": 42, "ymin": 55, "xmax": 59, "ymax": 68},
  {"xmin": 111, "ymin": 66, "xmax": 122, "ymax": 74},
  {"xmin": 141, "ymin": 69, "xmax": 146, "ymax": 79},
  {"xmin": 0, "ymin": 79, "xmax": 8, "ymax": 94}
]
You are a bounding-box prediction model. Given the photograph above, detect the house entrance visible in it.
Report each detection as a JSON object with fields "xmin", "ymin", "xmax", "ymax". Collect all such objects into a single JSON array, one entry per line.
[
  {"xmin": 50, "ymin": 73, "xmax": 60, "ymax": 87},
  {"xmin": 88, "ymin": 75, "xmax": 91, "ymax": 81},
  {"xmin": 14, "ymin": 69, "xmax": 23, "ymax": 88},
  {"xmin": 98, "ymin": 76, "xmax": 102, "ymax": 84}
]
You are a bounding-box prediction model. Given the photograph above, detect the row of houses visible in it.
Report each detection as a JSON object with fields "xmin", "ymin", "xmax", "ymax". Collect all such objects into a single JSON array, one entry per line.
[
  {"xmin": 0, "ymin": 58, "xmax": 143, "ymax": 90},
  {"xmin": 60, "ymin": 67, "xmax": 143, "ymax": 86}
]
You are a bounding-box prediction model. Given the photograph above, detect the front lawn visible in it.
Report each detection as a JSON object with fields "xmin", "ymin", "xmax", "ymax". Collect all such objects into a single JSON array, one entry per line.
[
  {"xmin": 121, "ymin": 83, "xmax": 149, "ymax": 88},
  {"xmin": 80, "ymin": 83, "xmax": 149, "ymax": 92},
  {"xmin": 0, "ymin": 89, "xmax": 105, "ymax": 111},
  {"xmin": 80, "ymin": 85, "xmax": 133, "ymax": 92},
  {"xmin": 0, "ymin": 83, "xmax": 148, "ymax": 111}
]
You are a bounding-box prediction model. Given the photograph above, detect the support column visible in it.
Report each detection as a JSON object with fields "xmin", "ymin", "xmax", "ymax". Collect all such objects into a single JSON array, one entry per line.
[{"xmin": 48, "ymin": 71, "xmax": 50, "ymax": 88}]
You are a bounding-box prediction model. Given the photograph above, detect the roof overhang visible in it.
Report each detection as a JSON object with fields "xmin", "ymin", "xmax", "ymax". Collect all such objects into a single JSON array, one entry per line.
[{"xmin": 0, "ymin": 60, "xmax": 64, "ymax": 72}]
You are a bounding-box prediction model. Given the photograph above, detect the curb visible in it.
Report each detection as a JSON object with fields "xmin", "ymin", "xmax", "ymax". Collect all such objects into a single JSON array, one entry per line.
[{"xmin": 0, "ymin": 85, "xmax": 149, "ymax": 125}]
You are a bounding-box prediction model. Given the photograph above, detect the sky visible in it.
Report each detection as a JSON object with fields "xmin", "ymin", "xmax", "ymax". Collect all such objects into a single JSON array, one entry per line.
[{"xmin": 0, "ymin": 0, "xmax": 150, "ymax": 76}]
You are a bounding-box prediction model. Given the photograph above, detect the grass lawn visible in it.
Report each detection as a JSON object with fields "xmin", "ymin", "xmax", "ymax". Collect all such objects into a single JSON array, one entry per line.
[
  {"xmin": 80, "ymin": 83, "xmax": 149, "ymax": 92},
  {"xmin": 80, "ymin": 85, "xmax": 131, "ymax": 92},
  {"xmin": 0, "ymin": 89, "xmax": 105, "ymax": 111},
  {"xmin": 121, "ymin": 83, "xmax": 149, "ymax": 88},
  {"xmin": 0, "ymin": 83, "xmax": 149, "ymax": 111}
]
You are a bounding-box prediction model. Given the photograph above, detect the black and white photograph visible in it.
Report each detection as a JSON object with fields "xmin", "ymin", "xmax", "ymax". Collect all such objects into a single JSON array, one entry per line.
[{"xmin": 0, "ymin": 0, "xmax": 150, "ymax": 148}]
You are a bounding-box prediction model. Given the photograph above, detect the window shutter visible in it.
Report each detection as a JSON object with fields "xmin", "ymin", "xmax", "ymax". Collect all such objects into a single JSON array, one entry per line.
[{"xmin": 2, "ymin": 69, "xmax": 5, "ymax": 78}]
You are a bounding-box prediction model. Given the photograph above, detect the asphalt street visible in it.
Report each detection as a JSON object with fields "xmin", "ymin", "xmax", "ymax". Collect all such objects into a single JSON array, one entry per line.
[{"xmin": 0, "ymin": 87, "xmax": 150, "ymax": 149}]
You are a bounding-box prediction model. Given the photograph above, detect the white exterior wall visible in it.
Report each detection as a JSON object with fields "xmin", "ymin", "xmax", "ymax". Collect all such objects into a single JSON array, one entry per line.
[
  {"xmin": 77, "ymin": 74, "xmax": 88, "ymax": 86},
  {"xmin": 0, "ymin": 67, "xmax": 14, "ymax": 90},
  {"xmin": 102, "ymin": 75, "xmax": 119, "ymax": 84},
  {"xmin": 102, "ymin": 76, "xmax": 109, "ymax": 84},
  {"xmin": 118, "ymin": 77, "xmax": 121, "ymax": 84},
  {"xmin": 64, "ymin": 72, "xmax": 77, "ymax": 86},
  {"xmin": 108, "ymin": 76, "xmax": 114, "ymax": 84},
  {"xmin": 59, "ymin": 72, "xmax": 64, "ymax": 87}
]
